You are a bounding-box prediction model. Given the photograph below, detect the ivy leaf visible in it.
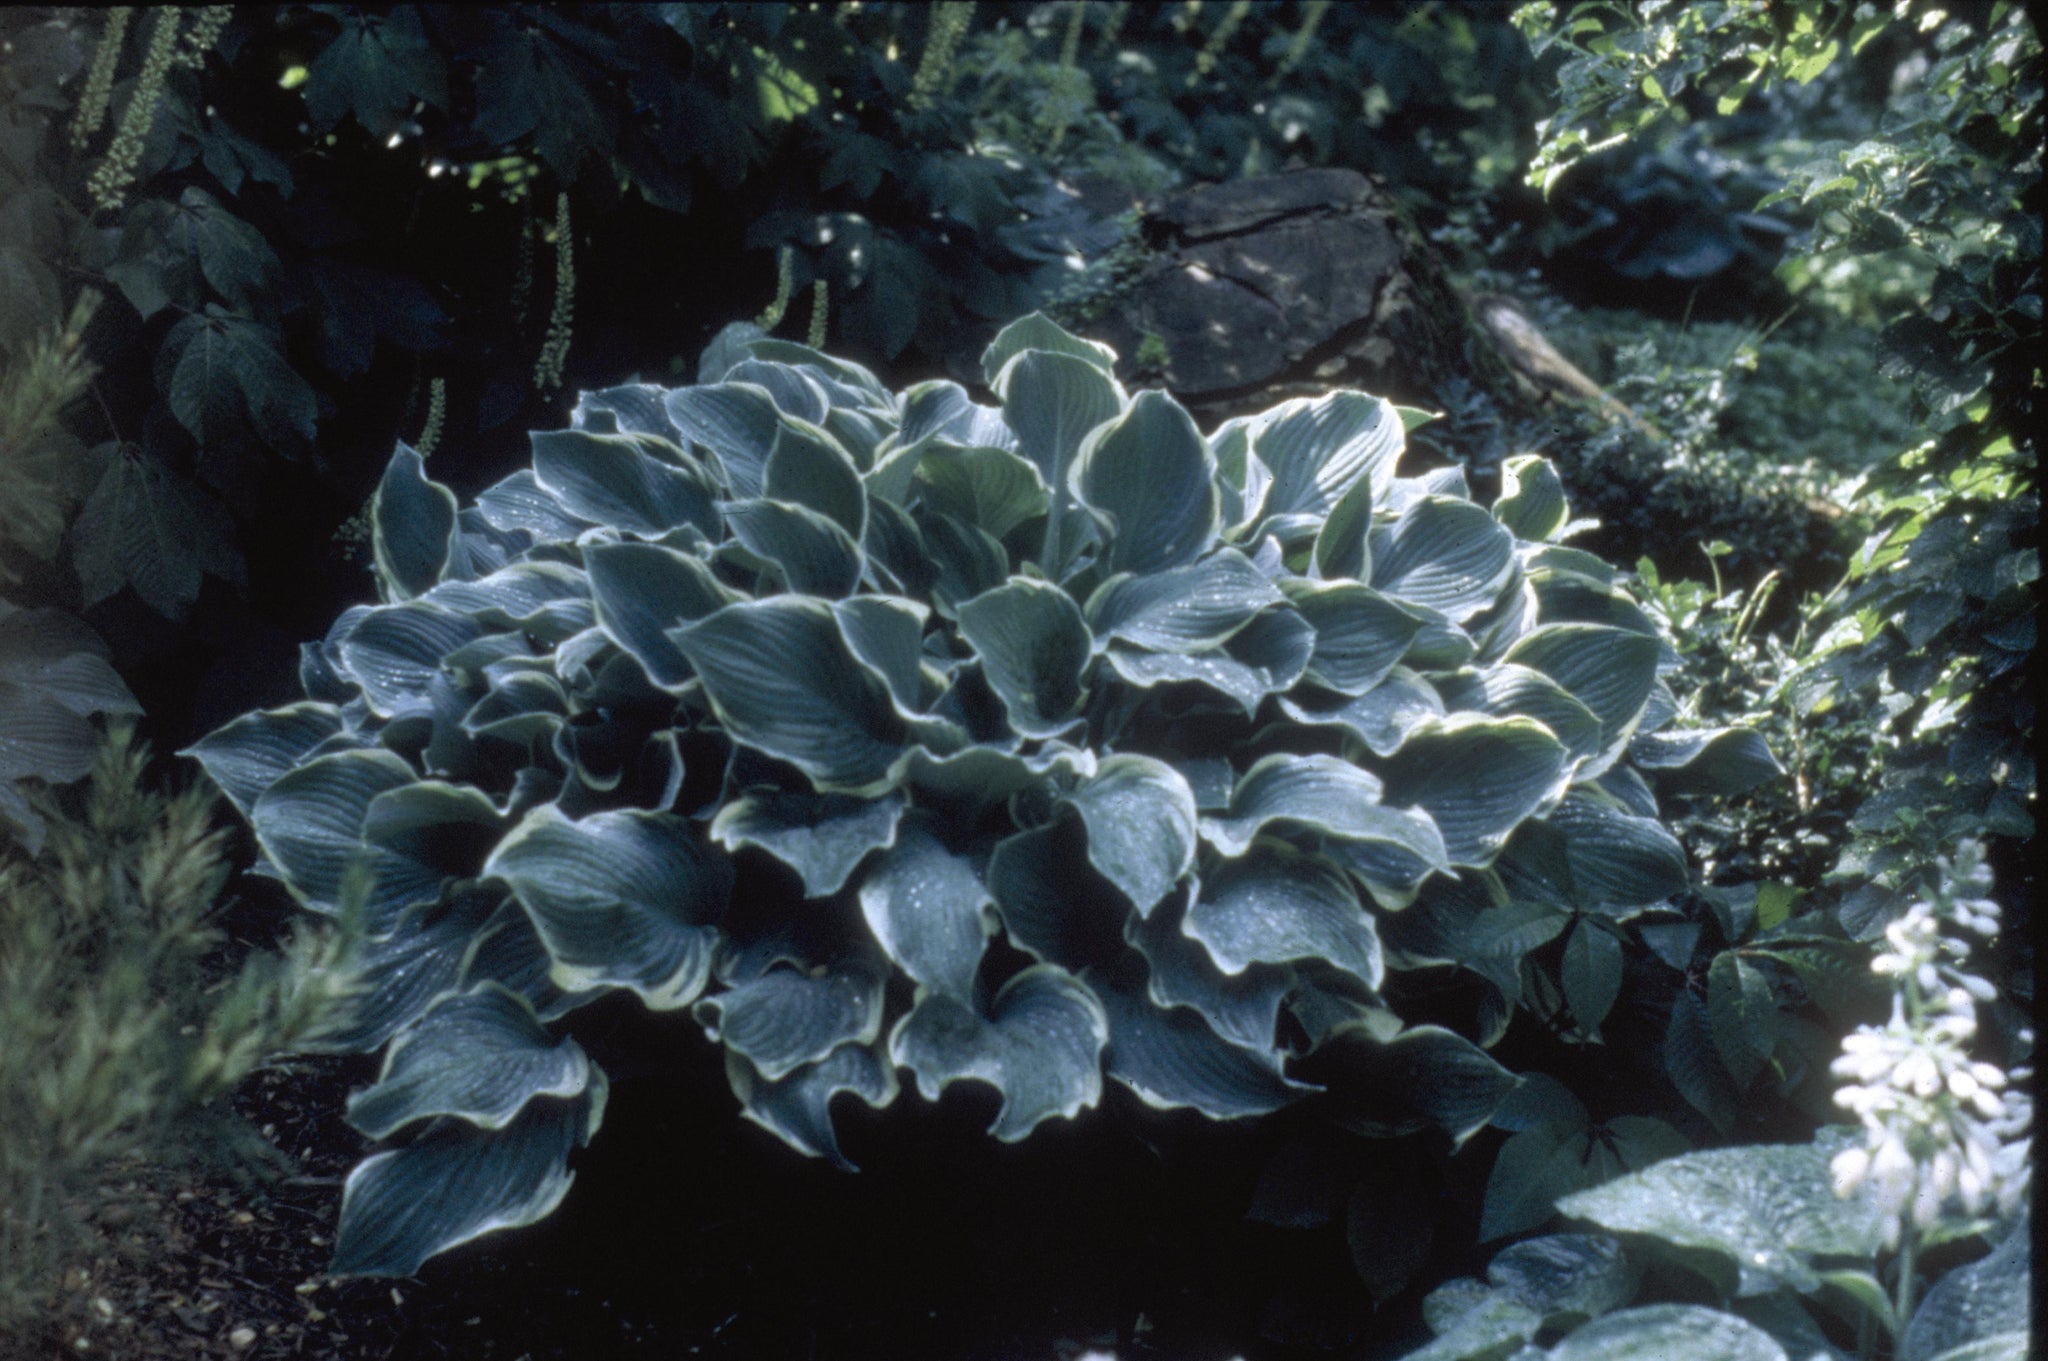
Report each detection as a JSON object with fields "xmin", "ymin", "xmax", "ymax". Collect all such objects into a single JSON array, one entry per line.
[
  {"xmin": 69, "ymin": 451, "xmax": 246, "ymax": 619},
  {"xmin": 156, "ymin": 308, "xmax": 319, "ymax": 458}
]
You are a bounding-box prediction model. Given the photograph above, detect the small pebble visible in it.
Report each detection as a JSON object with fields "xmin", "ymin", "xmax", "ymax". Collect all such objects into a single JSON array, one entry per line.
[{"xmin": 229, "ymin": 1325, "xmax": 256, "ymax": 1350}]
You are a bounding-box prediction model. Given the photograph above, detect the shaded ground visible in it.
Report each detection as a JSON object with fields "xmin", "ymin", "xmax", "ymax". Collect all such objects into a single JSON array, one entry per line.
[{"xmin": 27, "ymin": 1051, "xmax": 1443, "ymax": 1361}]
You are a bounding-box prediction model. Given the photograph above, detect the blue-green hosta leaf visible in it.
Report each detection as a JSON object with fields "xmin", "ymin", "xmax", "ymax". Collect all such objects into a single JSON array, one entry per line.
[
  {"xmin": 993, "ymin": 348, "xmax": 1125, "ymax": 488},
  {"xmin": 889, "ymin": 963, "xmax": 1109, "ymax": 1141},
  {"xmin": 346, "ymin": 984, "xmax": 593, "ymax": 1140},
  {"xmin": 422, "ymin": 562, "xmax": 591, "ymax": 637},
  {"xmin": 0, "ymin": 612, "xmax": 140, "ymax": 720},
  {"xmin": 0, "ymin": 683, "xmax": 94, "ymax": 785},
  {"xmin": 371, "ymin": 445, "xmax": 459, "ymax": 600},
  {"xmin": 1504, "ymin": 625, "xmax": 1662, "ymax": 765},
  {"xmin": 485, "ymin": 805, "xmax": 729, "ymax": 1008},
  {"xmin": 250, "ymin": 748, "xmax": 417, "ymax": 910},
  {"xmin": 1210, "ymin": 416, "xmax": 1272, "ymax": 534},
  {"xmin": 461, "ymin": 900, "xmax": 601, "ymax": 1022},
  {"xmin": 763, "ymin": 416, "xmax": 866, "ymax": 539},
  {"xmin": 528, "ymin": 428, "xmax": 720, "ymax": 538},
  {"xmin": 721, "ymin": 359, "xmax": 830, "ymax": 424},
  {"xmin": 1072, "ymin": 389, "xmax": 1219, "ymax": 575},
  {"xmin": 1493, "ymin": 454, "xmax": 1571, "ymax": 543},
  {"xmin": 1305, "ymin": 1022, "xmax": 1522, "ymax": 1144},
  {"xmin": 956, "ymin": 578, "xmax": 1093, "ymax": 739},
  {"xmin": 831, "ymin": 595, "xmax": 930, "ymax": 713},
  {"xmin": 585, "ymin": 541, "xmax": 737, "ymax": 688},
  {"xmin": 1371, "ymin": 496, "xmax": 1519, "ymax": 625},
  {"xmin": 1106, "ymin": 607, "xmax": 1315, "ymax": 716},
  {"xmin": 1901, "ymin": 1224, "xmax": 2029, "ymax": 1361},
  {"xmin": 1085, "ymin": 549, "xmax": 1283, "ymax": 651},
  {"xmin": 697, "ymin": 322, "xmax": 767, "ymax": 384},
  {"xmin": 1283, "ymin": 579, "xmax": 1426, "ymax": 695},
  {"xmin": 1557, "ymin": 1142, "xmax": 1887, "ymax": 1296},
  {"xmin": 1064, "ymin": 754, "xmax": 1199, "ymax": 917},
  {"xmin": 1549, "ymin": 1306, "xmax": 1789, "ymax": 1361},
  {"xmin": 1468, "ymin": 572, "xmax": 1540, "ymax": 667},
  {"xmin": 328, "ymin": 1087, "xmax": 603, "ymax": 1279},
  {"xmin": 1089, "ymin": 972, "xmax": 1310, "ymax": 1118},
  {"xmin": 911, "ymin": 444, "xmax": 1046, "ymax": 542},
  {"xmin": 898, "ymin": 743, "xmax": 1097, "ymax": 811},
  {"xmin": 1380, "ymin": 716, "xmax": 1572, "ymax": 868},
  {"xmin": 574, "ymin": 383, "xmax": 685, "ymax": 442},
  {"xmin": 1201, "ymin": 755, "xmax": 1438, "ymax": 870},
  {"xmin": 311, "ymin": 895, "xmax": 499, "ymax": 1054},
  {"xmin": 182, "ymin": 702, "xmax": 347, "ymax": 819},
  {"xmin": 724, "ymin": 1040, "xmax": 899, "ymax": 1171},
  {"xmin": 1546, "ymin": 792, "xmax": 1689, "ymax": 912},
  {"xmin": 919, "ymin": 509, "xmax": 1012, "ymax": 611},
  {"xmin": 724, "ymin": 498, "xmax": 864, "ymax": 597},
  {"xmin": 899, "ymin": 379, "xmax": 973, "ymax": 444},
  {"xmin": 1312, "ymin": 474, "xmax": 1376, "ymax": 582},
  {"xmin": 662, "ymin": 381, "xmax": 781, "ymax": 497},
  {"xmin": 1707, "ymin": 952, "xmax": 1780, "ymax": 1089},
  {"xmin": 858, "ymin": 816, "xmax": 994, "ymax": 1003},
  {"xmin": 474, "ymin": 469, "xmax": 591, "ymax": 541},
  {"xmin": 986, "ymin": 820, "xmax": 1132, "ymax": 969},
  {"xmin": 671, "ymin": 597, "xmax": 912, "ymax": 795},
  {"xmin": 742, "ymin": 338, "xmax": 893, "ymax": 412},
  {"xmin": 1629, "ymin": 728, "xmax": 1782, "ymax": 797},
  {"xmin": 1402, "ymin": 1288, "xmax": 1544, "ymax": 1361},
  {"xmin": 1489, "ymin": 1233, "xmax": 1639, "ymax": 1320},
  {"xmin": 1400, "ymin": 602, "xmax": 1480, "ymax": 671},
  {"xmin": 712, "ymin": 789, "xmax": 907, "ymax": 898},
  {"xmin": 1186, "ymin": 843, "xmax": 1381, "ymax": 988},
  {"xmin": 1251, "ymin": 390, "xmax": 1403, "ymax": 528},
  {"xmin": 335, "ymin": 604, "xmax": 484, "ymax": 718},
  {"xmin": 360, "ymin": 781, "xmax": 507, "ymax": 929},
  {"xmin": 1278, "ymin": 666, "xmax": 1445, "ymax": 757},
  {"xmin": 1322, "ymin": 825, "xmax": 1452, "ymax": 912},
  {"xmin": 980, "ymin": 312, "xmax": 1119, "ymax": 387},
  {"xmin": 1126, "ymin": 890, "xmax": 1295, "ymax": 1054},
  {"xmin": 697, "ymin": 957, "xmax": 887, "ymax": 1081},
  {"xmin": 1437, "ymin": 664, "xmax": 1605, "ymax": 766},
  {"xmin": 900, "ymin": 380, "xmax": 1017, "ymax": 451}
]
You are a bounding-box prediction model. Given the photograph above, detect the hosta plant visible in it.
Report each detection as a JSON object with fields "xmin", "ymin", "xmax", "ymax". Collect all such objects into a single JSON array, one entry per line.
[{"xmin": 187, "ymin": 314, "xmax": 1774, "ymax": 1277}]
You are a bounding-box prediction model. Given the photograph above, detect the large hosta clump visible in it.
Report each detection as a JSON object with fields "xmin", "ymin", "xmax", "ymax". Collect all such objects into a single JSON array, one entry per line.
[{"xmin": 187, "ymin": 315, "xmax": 1775, "ymax": 1277}]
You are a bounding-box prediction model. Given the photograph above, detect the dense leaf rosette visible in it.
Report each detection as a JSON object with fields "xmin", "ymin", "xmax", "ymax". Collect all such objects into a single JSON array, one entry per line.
[{"xmin": 186, "ymin": 316, "xmax": 1752, "ymax": 1275}]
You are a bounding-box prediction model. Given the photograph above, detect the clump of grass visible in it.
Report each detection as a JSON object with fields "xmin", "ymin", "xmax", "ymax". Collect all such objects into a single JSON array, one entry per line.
[{"xmin": 0, "ymin": 725, "xmax": 360, "ymax": 1338}]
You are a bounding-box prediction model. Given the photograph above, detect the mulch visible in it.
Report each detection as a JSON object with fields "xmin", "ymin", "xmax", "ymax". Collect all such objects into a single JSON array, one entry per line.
[{"xmin": 16, "ymin": 1050, "xmax": 1423, "ymax": 1361}]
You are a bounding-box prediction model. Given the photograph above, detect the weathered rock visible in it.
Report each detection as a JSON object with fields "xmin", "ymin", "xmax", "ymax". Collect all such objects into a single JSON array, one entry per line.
[
  {"xmin": 1081, "ymin": 169, "xmax": 1846, "ymax": 596},
  {"xmin": 1089, "ymin": 169, "xmax": 1524, "ymax": 425}
]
